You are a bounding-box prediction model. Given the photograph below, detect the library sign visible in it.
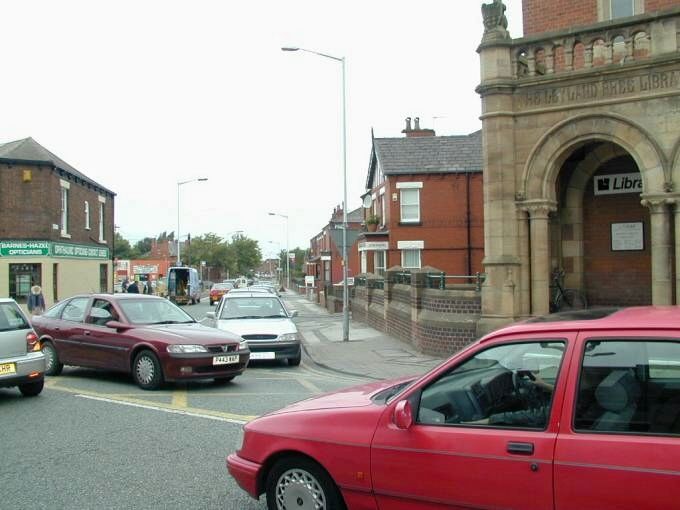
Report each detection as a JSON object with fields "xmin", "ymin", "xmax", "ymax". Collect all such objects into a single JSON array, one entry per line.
[{"xmin": 0, "ymin": 240, "xmax": 109, "ymax": 259}]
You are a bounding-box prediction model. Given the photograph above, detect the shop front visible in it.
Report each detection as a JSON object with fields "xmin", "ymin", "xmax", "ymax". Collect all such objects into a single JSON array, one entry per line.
[{"xmin": 0, "ymin": 240, "xmax": 112, "ymax": 310}]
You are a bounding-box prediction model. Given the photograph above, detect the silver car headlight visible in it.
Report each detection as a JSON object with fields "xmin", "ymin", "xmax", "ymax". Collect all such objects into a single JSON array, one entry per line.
[
  {"xmin": 279, "ymin": 333, "xmax": 299, "ymax": 342},
  {"xmin": 239, "ymin": 340, "xmax": 249, "ymax": 350},
  {"xmin": 167, "ymin": 344, "xmax": 209, "ymax": 353}
]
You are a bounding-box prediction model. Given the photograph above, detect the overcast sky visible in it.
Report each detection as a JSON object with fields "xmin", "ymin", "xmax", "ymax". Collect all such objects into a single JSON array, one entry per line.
[{"xmin": 0, "ymin": 0, "xmax": 523, "ymax": 258}]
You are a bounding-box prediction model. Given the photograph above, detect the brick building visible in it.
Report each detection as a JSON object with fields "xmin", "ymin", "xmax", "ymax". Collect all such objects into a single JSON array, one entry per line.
[
  {"xmin": 357, "ymin": 118, "xmax": 484, "ymax": 277},
  {"xmin": 306, "ymin": 206, "xmax": 363, "ymax": 300},
  {"xmin": 0, "ymin": 138, "xmax": 115, "ymax": 308},
  {"xmin": 478, "ymin": 0, "xmax": 680, "ymax": 332}
]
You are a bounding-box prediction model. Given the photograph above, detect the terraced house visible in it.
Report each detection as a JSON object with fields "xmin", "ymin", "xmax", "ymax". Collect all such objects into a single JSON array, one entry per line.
[{"xmin": 0, "ymin": 138, "xmax": 115, "ymax": 309}]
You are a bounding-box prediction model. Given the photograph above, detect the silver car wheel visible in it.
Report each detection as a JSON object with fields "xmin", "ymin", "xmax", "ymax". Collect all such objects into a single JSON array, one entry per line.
[
  {"xmin": 276, "ymin": 468, "xmax": 327, "ymax": 510},
  {"xmin": 135, "ymin": 356, "xmax": 155, "ymax": 384},
  {"xmin": 43, "ymin": 344, "xmax": 56, "ymax": 372}
]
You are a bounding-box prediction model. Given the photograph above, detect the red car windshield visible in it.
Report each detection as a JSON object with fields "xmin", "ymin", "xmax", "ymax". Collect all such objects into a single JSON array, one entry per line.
[{"xmin": 119, "ymin": 298, "xmax": 195, "ymax": 325}]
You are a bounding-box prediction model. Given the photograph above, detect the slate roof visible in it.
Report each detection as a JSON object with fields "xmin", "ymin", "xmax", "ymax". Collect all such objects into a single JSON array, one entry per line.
[
  {"xmin": 367, "ymin": 130, "xmax": 483, "ymax": 188},
  {"xmin": 0, "ymin": 137, "xmax": 115, "ymax": 195}
]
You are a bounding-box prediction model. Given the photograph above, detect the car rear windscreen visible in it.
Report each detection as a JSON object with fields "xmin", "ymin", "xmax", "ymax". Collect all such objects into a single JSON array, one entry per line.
[{"xmin": 0, "ymin": 303, "xmax": 30, "ymax": 332}]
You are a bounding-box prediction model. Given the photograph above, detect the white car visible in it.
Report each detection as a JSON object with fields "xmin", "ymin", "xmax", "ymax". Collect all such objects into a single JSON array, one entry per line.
[{"xmin": 206, "ymin": 293, "xmax": 301, "ymax": 366}]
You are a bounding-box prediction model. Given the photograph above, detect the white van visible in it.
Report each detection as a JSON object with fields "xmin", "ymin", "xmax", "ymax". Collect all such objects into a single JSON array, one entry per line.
[{"xmin": 167, "ymin": 267, "xmax": 201, "ymax": 305}]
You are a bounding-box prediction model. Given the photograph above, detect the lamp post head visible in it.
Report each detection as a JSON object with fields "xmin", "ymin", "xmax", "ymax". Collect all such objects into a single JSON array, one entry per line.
[{"xmin": 281, "ymin": 47, "xmax": 299, "ymax": 52}]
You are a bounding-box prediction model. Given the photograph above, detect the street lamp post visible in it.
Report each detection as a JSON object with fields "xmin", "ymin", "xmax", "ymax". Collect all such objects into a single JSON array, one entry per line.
[
  {"xmin": 282, "ymin": 46, "xmax": 349, "ymax": 342},
  {"xmin": 177, "ymin": 178, "xmax": 208, "ymax": 265},
  {"xmin": 268, "ymin": 212, "xmax": 289, "ymax": 290}
]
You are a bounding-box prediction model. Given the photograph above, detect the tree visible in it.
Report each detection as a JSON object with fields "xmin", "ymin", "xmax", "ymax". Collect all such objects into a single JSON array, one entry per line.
[
  {"xmin": 231, "ymin": 235, "xmax": 262, "ymax": 276},
  {"xmin": 133, "ymin": 237, "xmax": 153, "ymax": 258},
  {"xmin": 113, "ymin": 232, "xmax": 134, "ymax": 260}
]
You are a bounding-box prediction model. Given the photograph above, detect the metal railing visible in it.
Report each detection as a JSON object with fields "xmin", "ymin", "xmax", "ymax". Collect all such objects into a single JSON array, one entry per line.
[{"xmin": 426, "ymin": 272, "xmax": 486, "ymax": 292}]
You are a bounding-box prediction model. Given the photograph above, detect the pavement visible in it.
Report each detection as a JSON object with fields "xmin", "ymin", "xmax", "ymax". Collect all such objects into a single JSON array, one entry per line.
[{"xmin": 280, "ymin": 289, "xmax": 446, "ymax": 381}]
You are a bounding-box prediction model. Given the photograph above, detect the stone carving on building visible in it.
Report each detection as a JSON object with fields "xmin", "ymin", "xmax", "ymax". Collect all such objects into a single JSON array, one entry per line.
[{"xmin": 481, "ymin": 0, "xmax": 509, "ymax": 41}]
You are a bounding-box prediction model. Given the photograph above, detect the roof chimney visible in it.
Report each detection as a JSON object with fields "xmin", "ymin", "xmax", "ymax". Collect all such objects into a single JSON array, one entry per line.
[
  {"xmin": 401, "ymin": 117, "xmax": 412, "ymax": 134},
  {"xmin": 404, "ymin": 116, "xmax": 436, "ymax": 138}
]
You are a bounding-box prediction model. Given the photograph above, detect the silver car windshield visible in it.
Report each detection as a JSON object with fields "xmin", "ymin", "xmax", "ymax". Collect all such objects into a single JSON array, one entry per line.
[
  {"xmin": 219, "ymin": 297, "xmax": 287, "ymax": 320},
  {"xmin": 119, "ymin": 299, "xmax": 196, "ymax": 325},
  {"xmin": 0, "ymin": 302, "xmax": 30, "ymax": 332}
]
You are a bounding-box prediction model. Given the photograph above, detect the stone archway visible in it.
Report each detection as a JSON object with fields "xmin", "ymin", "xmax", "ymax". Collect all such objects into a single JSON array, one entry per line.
[{"xmin": 518, "ymin": 113, "xmax": 671, "ymax": 314}]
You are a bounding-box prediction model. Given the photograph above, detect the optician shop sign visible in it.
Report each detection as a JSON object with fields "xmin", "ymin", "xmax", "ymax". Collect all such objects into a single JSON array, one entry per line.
[
  {"xmin": 594, "ymin": 173, "xmax": 642, "ymax": 196},
  {"xmin": 0, "ymin": 240, "xmax": 109, "ymax": 259},
  {"xmin": 0, "ymin": 241, "xmax": 50, "ymax": 256}
]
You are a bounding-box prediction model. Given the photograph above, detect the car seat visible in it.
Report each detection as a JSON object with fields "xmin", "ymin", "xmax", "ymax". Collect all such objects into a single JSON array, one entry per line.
[{"xmin": 592, "ymin": 369, "xmax": 641, "ymax": 432}]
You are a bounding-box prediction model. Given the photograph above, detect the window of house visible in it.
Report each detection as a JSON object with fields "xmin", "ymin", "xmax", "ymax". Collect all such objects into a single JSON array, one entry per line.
[
  {"xmin": 397, "ymin": 182, "xmax": 422, "ymax": 223},
  {"xmin": 84, "ymin": 201, "xmax": 90, "ymax": 230},
  {"xmin": 417, "ymin": 341, "xmax": 565, "ymax": 429},
  {"xmin": 361, "ymin": 251, "xmax": 368, "ymax": 274},
  {"xmin": 60, "ymin": 180, "xmax": 70, "ymax": 237},
  {"xmin": 98, "ymin": 197, "xmax": 106, "ymax": 242},
  {"xmin": 324, "ymin": 261, "xmax": 330, "ymax": 282},
  {"xmin": 374, "ymin": 251, "xmax": 386, "ymax": 276},
  {"xmin": 611, "ymin": 0, "xmax": 634, "ymax": 18},
  {"xmin": 401, "ymin": 249, "xmax": 421, "ymax": 269},
  {"xmin": 9, "ymin": 263, "xmax": 42, "ymax": 304},
  {"xmin": 574, "ymin": 340, "xmax": 680, "ymax": 435}
]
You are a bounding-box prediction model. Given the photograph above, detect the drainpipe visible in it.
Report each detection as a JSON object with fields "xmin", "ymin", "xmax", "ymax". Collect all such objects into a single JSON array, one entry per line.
[{"xmin": 466, "ymin": 172, "xmax": 472, "ymax": 276}]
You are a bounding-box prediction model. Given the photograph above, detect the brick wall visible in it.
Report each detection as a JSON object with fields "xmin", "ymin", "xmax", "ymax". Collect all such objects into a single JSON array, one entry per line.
[
  {"xmin": 0, "ymin": 163, "xmax": 115, "ymax": 247},
  {"xmin": 523, "ymin": 0, "xmax": 680, "ymax": 36},
  {"xmin": 350, "ymin": 270, "xmax": 483, "ymax": 357},
  {"xmin": 385, "ymin": 173, "xmax": 484, "ymax": 275},
  {"xmin": 583, "ymin": 175, "xmax": 651, "ymax": 306}
]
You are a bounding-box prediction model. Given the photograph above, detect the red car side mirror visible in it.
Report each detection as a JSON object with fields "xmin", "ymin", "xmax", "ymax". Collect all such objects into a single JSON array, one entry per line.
[
  {"xmin": 105, "ymin": 320, "xmax": 132, "ymax": 331},
  {"xmin": 394, "ymin": 400, "xmax": 413, "ymax": 430}
]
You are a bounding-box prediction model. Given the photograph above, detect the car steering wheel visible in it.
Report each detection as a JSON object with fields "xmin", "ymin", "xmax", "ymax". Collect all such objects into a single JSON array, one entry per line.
[{"xmin": 513, "ymin": 370, "xmax": 536, "ymax": 394}]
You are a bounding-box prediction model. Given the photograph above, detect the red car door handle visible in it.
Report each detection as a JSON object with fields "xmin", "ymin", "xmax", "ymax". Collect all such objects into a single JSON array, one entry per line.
[
  {"xmin": 507, "ymin": 442, "xmax": 534, "ymax": 455},
  {"xmin": 84, "ymin": 331, "xmax": 91, "ymax": 336}
]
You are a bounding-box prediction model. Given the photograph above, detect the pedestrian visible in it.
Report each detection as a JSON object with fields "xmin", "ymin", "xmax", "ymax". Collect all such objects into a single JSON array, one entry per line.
[
  {"xmin": 122, "ymin": 278, "xmax": 129, "ymax": 292},
  {"xmin": 127, "ymin": 279, "xmax": 140, "ymax": 293},
  {"xmin": 145, "ymin": 277, "xmax": 153, "ymax": 295},
  {"xmin": 27, "ymin": 285, "xmax": 46, "ymax": 315}
]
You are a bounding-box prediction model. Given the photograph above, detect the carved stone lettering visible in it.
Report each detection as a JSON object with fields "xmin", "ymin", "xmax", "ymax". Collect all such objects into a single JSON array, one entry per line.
[{"xmin": 517, "ymin": 69, "xmax": 680, "ymax": 109}]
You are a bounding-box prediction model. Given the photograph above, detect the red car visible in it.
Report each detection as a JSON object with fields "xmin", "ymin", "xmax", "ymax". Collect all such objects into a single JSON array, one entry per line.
[
  {"xmin": 210, "ymin": 282, "xmax": 234, "ymax": 305},
  {"xmin": 228, "ymin": 307, "xmax": 680, "ymax": 510},
  {"xmin": 32, "ymin": 294, "xmax": 250, "ymax": 390}
]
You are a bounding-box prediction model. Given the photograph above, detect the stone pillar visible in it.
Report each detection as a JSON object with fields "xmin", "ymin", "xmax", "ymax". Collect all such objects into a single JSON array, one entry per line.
[
  {"xmin": 517, "ymin": 207, "xmax": 531, "ymax": 317},
  {"xmin": 642, "ymin": 198, "xmax": 673, "ymax": 305},
  {"xmin": 477, "ymin": 9, "xmax": 519, "ymax": 335},
  {"xmin": 525, "ymin": 202, "xmax": 556, "ymax": 316}
]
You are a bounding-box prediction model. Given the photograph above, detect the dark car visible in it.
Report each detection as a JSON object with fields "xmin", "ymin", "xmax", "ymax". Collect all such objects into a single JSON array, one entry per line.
[{"xmin": 32, "ymin": 294, "xmax": 250, "ymax": 390}]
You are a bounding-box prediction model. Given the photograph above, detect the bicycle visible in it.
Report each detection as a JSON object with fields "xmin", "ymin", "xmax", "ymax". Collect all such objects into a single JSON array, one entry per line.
[{"xmin": 550, "ymin": 269, "xmax": 588, "ymax": 313}]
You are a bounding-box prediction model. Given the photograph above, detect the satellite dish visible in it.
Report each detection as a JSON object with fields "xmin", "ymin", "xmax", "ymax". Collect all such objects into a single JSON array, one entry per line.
[{"xmin": 362, "ymin": 195, "xmax": 373, "ymax": 208}]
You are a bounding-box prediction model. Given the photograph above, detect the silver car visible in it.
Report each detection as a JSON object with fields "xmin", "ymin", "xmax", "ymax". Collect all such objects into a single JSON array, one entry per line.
[
  {"xmin": 206, "ymin": 293, "xmax": 301, "ymax": 366},
  {"xmin": 0, "ymin": 298, "xmax": 46, "ymax": 396}
]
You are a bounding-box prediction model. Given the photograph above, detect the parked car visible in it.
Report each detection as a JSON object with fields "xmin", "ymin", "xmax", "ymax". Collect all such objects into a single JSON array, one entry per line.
[
  {"xmin": 0, "ymin": 298, "xmax": 46, "ymax": 397},
  {"xmin": 209, "ymin": 282, "xmax": 234, "ymax": 305},
  {"xmin": 32, "ymin": 294, "xmax": 250, "ymax": 390},
  {"xmin": 206, "ymin": 293, "xmax": 300, "ymax": 365},
  {"xmin": 228, "ymin": 306, "xmax": 680, "ymax": 509}
]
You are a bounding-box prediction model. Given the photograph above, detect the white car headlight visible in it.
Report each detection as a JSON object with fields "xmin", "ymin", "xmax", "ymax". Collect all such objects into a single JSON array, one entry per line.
[
  {"xmin": 167, "ymin": 344, "xmax": 209, "ymax": 353},
  {"xmin": 279, "ymin": 333, "xmax": 299, "ymax": 342},
  {"xmin": 239, "ymin": 340, "xmax": 249, "ymax": 350}
]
